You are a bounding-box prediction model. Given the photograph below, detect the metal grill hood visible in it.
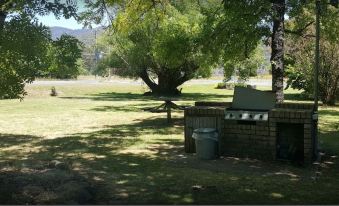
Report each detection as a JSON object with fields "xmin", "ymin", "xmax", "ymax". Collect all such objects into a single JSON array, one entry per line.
[{"xmin": 231, "ymin": 87, "xmax": 276, "ymax": 111}]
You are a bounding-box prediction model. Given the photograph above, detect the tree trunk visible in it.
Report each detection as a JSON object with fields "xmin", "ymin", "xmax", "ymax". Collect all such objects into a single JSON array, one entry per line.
[
  {"xmin": 271, "ymin": 0, "xmax": 285, "ymax": 103},
  {"xmin": 139, "ymin": 68, "xmax": 189, "ymax": 96},
  {"xmin": 0, "ymin": 11, "xmax": 6, "ymax": 33},
  {"xmin": 0, "ymin": 0, "xmax": 6, "ymax": 32},
  {"xmin": 322, "ymin": 94, "xmax": 336, "ymax": 106},
  {"xmin": 139, "ymin": 68, "xmax": 158, "ymax": 91},
  {"xmin": 155, "ymin": 72, "xmax": 182, "ymax": 95},
  {"xmin": 321, "ymin": 77, "xmax": 338, "ymax": 106}
]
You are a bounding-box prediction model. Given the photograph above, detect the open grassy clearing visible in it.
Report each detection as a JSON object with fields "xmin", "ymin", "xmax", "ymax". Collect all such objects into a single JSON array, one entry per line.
[{"xmin": 0, "ymin": 82, "xmax": 338, "ymax": 204}]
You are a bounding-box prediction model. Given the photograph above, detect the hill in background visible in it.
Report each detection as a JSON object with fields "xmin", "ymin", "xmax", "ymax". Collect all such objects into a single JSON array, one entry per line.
[{"xmin": 50, "ymin": 26, "xmax": 104, "ymax": 46}]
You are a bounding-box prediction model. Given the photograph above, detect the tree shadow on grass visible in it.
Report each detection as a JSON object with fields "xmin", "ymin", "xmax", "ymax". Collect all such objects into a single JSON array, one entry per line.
[
  {"xmin": 61, "ymin": 92, "xmax": 232, "ymax": 103},
  {"xmin": 89, "ymin": 102, "xmax": 162, "ymax": 113},
  {"xmin": 0, "ymin": 134, "xmax": 40, "ymax": 148},
  {"xmin": 319, "ymin": 109, "xmax": 339, "ymax": 117},
  {"xmin": 61, "ymin": 92, "xmax": 155, "ymax": 102},
  {"xmin": 284, "ymin": 93, "xmax": 311, "ymax": 101},
  {"xmin": 319, "ymin": 128, "xmax": 339, "ymax": 155},
  {"xmin": 0, "ymin": 116, "xmax": 190, "ymax": 204},
  {"xmin": 75, "ymin": 92, "xmax": 232, "ymax": 113},
  {"xmin": 2, "ymin": 115, "xmax": 339, "ymax": 204}
]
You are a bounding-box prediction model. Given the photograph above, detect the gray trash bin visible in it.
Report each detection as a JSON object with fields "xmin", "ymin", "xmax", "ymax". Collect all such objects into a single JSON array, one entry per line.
[{"xmin": 192, "ymin": 128, "xmax": 218, "ymax": 160}]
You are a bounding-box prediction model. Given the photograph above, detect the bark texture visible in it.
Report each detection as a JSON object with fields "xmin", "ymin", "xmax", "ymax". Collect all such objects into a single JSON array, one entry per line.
[
  {"xmin": 0, "ymin": 0, "xmax": 6, "ymax": 32},
  {"xmin": 139, "ymin": 68, "xmax": 194, "ymax": 96},
  {"xmin": 320, "ymin": 75, "xmax": 339, "ymax": 106},
  {"xmin": 0, "ymin": 11, "xmax": 6, "ymax": 33},
  {"xmin": 271, "ymin": 0, "xmax": 285, "ymax": 103}
]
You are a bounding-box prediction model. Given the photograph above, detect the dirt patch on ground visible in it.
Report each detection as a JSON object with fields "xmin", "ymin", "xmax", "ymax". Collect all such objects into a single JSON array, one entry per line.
[{"xmin": 0, "ymin": 162, "xmax": 96, "ymax": 204}]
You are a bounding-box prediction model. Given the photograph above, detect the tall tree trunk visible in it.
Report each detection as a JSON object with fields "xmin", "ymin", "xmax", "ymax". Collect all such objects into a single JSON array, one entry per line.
[
  {"xmin": 271, "ymin": 0, "xmax": 285, "ymax": 102},
  {"xmin": 0, "ymin": 0, "xmax": 6, "ymax": 32},
  {"xmin": 0, "ymin": 11, "xmax": 6, "ymax": 33}
]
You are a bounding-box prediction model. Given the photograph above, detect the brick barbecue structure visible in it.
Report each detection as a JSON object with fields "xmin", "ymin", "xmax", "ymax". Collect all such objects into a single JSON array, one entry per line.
[{"xmin": 184, "ymin": 88, "xmax": 318, "ymax": 164}]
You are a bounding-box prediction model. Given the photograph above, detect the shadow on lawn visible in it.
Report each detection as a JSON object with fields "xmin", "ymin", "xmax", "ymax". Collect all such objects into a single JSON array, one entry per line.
[
  {"xmin": 320, "ymin": 132, "xmax": 339, "ymax": 155},
  {"xmin": 61, "ymin": 92, "xmax": 232, "ymax": 102},
  {"xmin": 0, "ymin": 134, "xmax": 39, "ymax": 148},
  {"xmin": 1, "ymin": 115, "xmax": 339, "ymax": 204},
  {"xmin": 61, "ymin": 92, "xmax": 154, "ymax": 102},
  {"xmin": 320, "ymin": 109, "xmax": 339, "ymax": 117},
  {"xmin": 0, "ymin": 117, "xmax": 188, "ymax": 204},
  {"xmin": 284, "ymin": 93, "xmax": 309, "ymax": 101},
  {"xmin": 89, "ymin": 102, "xmax": 164, "ymax": 113}
]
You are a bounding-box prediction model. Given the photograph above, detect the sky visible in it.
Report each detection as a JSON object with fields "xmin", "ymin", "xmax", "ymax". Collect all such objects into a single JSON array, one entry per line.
[
  {"xmin": 36, "ymin": 1, "xmax": 92, "ymax": 30},
  {"xmin": 37, "ymin": 14, "xmax": 84, "ymax": 30}
]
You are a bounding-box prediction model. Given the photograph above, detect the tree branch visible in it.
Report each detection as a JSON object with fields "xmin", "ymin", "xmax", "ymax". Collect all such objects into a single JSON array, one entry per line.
[
  {"xmin": 285, "ymin": 21, "xmax": 314, "ymax": 36},
  {"xmin": 139, "ymin": 68, "xmax": 158, "ymax": 90}
]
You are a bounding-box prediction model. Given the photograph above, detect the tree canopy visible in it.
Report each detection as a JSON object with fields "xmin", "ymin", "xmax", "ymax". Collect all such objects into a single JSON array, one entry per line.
[
  {"xmin": 0, "ymin": 15, "xmax": 50, "ymax": 99},
  {"xmin": 0, "ymin": 0, "xmax": 78, "ymax": 31},
  {"xmin": 0, "ymin": 0, "xmax": 79, "ymax": 99},
  {"xmin": 88, "ymin": 0, "xmax": 269, "ymax": 95},
  {"xmin": 97, "ymin": 1, "xmax": 212, "ymax": 95},
  {"xmin": 46, "ymin": 34, "xmax": 83, "ymax": 79},
  {"xmin": 285, "ymin": 4, "xmax": 339, "ymax": 105}
]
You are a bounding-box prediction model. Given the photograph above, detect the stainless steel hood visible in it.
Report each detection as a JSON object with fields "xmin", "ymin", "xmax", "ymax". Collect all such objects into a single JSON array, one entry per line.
[{"xmin": 231, "ymin": 87, "xmax": 276, "ymax": 111}]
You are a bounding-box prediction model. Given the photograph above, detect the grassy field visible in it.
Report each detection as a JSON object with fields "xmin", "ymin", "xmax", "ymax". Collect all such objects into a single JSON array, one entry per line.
[{"xmin": 0, "ymin": 82, "xmax": 338, "ymax": 204}]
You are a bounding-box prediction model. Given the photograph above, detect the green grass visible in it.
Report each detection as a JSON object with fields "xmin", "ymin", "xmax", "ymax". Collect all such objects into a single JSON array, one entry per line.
[{"xmin": 0, "ymin": 82, "xmax": 338, "ymax": 204}]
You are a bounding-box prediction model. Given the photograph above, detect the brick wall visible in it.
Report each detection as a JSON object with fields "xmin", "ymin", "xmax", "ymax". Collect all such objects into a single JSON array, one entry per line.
[
  {"xmin": 184, "ymin": 106, "xmax": 225, "ymax": 153},
  {"xmin": 220, "ymin": 119, "xmax": 274, "ymax": 160},
  {"xmin": 269, "ymin": 108, "xmax": 315, "ymax": 163},
  {"xmin": 184, "ymin": 102, "xmax": 316, "ymax": 163}
]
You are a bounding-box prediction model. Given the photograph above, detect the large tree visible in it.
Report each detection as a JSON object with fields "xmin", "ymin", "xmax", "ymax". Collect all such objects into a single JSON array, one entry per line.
[
  {"xmin": 0, "ymin": 0, "xmax": 78, "ymax": 99},
  {"xmin": 0, "ymin": 15, "xmax": 50, "ymax": 99},
  {"xmin": 219, "ymin": 0, "xmax": 314, "ymax": 102},
  {"xmin": 84, "ymin": 0, "xmax": 262, "ymax": 95},
  {"xmin": 97, "ymin": 1, "xmax": 215, "ymax": 95},
  {"xmin": 285, "ymin": 4, "xmax": 339, "ymax": 105}
]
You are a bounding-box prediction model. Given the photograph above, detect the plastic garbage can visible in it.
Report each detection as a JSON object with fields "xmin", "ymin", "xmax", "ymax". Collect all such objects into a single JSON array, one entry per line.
[{"xmin": 192, "ymin": 128, "xmax": 218, "ymax": 160}]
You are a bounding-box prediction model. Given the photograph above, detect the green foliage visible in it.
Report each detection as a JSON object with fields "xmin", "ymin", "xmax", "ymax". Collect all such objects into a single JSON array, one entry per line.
[
  {"xmin": 285, "ymin": 6, "xmax": 339, "ymax": 105},
  {"xmin": 46, "ymin": 34, "xmax": 84, "ymax": 79},
  {"xmin": 215, "ymin": 82, "xmax": 227, "ymax": 89},
  {"xmin": 223, "ymin": 43, "xmax": 268, "ymax": 82},
  {"xmin": 0, "ymin": 0, "xmax": 78, "ymax": 19},
  {"xmin": 0, "ymin": 15, "xmax": 50, "ymax": 99},
  {"xmin": 96, "ymin": 0, "xmax": 218, "ymax": 95},
  {"xmin": 220, "ymin": 0, "xmax": 313, "ymax": 102},
  {"xmin": 0, "ymin": 0, "xmax": 78, "ymax": 99},
  {"xmin": 76, "ymin": 58, "xmax": 90, "ymax": 76},
  {"xmin": 215, "ymin": 82, "xmax": 247, "ymax": 90},
  {"xmin": 91, "ymin": 0, "xmax": 275, "ymax": 95}
]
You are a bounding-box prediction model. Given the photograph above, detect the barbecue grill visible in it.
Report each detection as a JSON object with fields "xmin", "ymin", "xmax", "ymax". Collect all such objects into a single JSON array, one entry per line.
[
  {"xmin": 184, "ymin": 86, "xmax": 317, "ymax": 164},
  {"xmin": 224, "ymin": 87, "xmax": 275, "ymax": 122}
]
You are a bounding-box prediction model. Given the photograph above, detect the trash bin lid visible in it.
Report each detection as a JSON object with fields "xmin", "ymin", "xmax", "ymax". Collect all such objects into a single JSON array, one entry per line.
[{"xmin": 193, "ymin": 128, "xmax": 217, "ymax": 133}]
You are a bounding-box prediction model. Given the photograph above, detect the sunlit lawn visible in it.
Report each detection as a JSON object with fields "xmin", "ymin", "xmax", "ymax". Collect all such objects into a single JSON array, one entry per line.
[{"xmin": 0, "ymin": 81, "xmax": 338, "ymax": 204}]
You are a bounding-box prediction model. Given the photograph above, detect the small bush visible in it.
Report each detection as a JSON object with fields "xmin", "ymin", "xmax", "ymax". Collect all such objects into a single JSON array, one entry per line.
[
  {"xmin": 50, "ymin": 87, "xmax": 58, "ymax": 96},
  {"xmin": 215, "ymin": 82, "xmax": 247, "ymax": 90},
  {"xmin": 234, "ymin": 82, "xmax": 247, "ymax": 88},
  {"xmin": 215, "ymin": 82, "xmax": 226, "ymax": 89}
]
